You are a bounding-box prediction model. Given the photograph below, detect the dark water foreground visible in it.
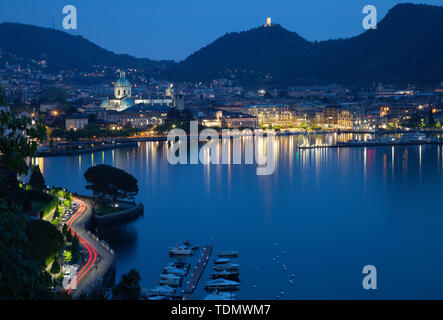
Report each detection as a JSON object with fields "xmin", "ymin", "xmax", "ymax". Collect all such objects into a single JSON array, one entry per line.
[{"xmin": 35, "ymin": 134, "xmax": 443, "ymax": 299}]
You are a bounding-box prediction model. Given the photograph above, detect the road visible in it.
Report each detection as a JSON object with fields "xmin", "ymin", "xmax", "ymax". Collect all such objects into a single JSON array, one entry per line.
[{"xmin": 65, "ymin": 197, "xmax": 115, "ymax": 297}]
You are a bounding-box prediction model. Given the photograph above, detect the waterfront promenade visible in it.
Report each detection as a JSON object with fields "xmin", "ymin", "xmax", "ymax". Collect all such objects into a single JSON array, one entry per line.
[{"xmin": 65, "ymin": 197, "xmax": 115, "ymax": 297}]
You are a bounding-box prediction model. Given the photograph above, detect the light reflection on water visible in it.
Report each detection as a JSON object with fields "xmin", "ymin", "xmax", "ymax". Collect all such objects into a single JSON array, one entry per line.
[{"xmin": 32, "ymin": 134, "xmax": 443, "ymax": 299}]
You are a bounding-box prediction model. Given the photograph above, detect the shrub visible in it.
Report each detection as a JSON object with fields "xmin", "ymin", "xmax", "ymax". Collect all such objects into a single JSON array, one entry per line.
[{"xmin": 24, "ymin": 219, "xmax": 64, "ymax": 263}]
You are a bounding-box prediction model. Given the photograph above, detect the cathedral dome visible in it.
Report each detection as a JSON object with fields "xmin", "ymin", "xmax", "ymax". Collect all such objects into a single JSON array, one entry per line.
[
  {"xmin": 115, "ymin": 71, "xmax": 130, "ymax": 88},
  {"xmin": 115, "ymin": 77, "xmax": 130, "ymax": 87}
]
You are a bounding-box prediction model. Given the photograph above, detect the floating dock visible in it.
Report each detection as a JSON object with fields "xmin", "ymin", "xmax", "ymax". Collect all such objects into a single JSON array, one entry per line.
[{"xmin": 182, "ymin": 245, "xmax": 213, "ymax": 300}]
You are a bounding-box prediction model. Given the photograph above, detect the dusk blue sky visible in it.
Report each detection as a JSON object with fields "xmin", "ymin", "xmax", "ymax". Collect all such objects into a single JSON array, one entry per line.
[{"xmin": 0, "ymin": 0, "xmax": 441, "ymax": 61}]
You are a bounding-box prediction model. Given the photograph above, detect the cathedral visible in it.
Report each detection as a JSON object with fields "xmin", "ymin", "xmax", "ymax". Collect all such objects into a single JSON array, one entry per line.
[
  {"xmin": 100, "ymin": 71, "xmax": 135, "ymax": 112},
  {"xmin": 100, "ymin": 70, "xmax": 185, "ymax": 112}
]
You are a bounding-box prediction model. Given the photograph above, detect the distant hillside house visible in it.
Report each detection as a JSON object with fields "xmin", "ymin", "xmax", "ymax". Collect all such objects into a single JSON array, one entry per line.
[
  {"xmin": 65, "ymin": 114, "xmax": 88, "ymax": 131},
  {"xmin": 40, "ymin": 102, "xmax": 58, "ymax": 112}
]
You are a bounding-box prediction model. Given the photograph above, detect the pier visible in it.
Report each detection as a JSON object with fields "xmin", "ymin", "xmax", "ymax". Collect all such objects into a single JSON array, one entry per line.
[
  {"xmin": 182, "ymin": 245, "xmax": 213, "ymax": 300},
  {"xmin": 298, "ymin": 140, "xmax": 443, "ymax": 150}
]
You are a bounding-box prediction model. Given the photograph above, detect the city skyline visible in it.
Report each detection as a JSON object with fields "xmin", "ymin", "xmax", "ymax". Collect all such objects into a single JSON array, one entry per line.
[{"xmin": 1, "ymin": 0, "xmax": 442, "ymax": 61}]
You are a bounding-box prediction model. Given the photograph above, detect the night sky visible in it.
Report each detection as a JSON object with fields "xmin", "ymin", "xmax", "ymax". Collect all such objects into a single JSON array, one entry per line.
[{"xmin": 0, "ymin": 0, "xmax": 441, "ymax": 61}]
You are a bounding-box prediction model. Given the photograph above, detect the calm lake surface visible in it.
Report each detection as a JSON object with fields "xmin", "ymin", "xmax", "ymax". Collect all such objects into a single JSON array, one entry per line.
[{"xmin": 35, "ymin": 134, "xmax": 443, "ymax": 299}]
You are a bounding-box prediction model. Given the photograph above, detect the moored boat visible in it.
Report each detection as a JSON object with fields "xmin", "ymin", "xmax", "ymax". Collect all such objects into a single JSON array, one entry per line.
[
  {"xmin": 169, "ymin": 246, "xmax": 193, "ymax": 255},
  {"xmin": 204, "ymin": 290, "xmax": 236, "ymax": 300},
  {"xmin": 148, "ymin": 285, "xmax": 175, "ymax": 296},
  {"xmin": 148, "ymin": 295, "xmax": 172, "ymax": 300},
  {"xmin": 163, "ymin": 267, "xmax": 186, "ymax": 276},
  {"xmin": 205, "ymin": 279, "xmax": 240, "ymax": 289},
  {"xmin": 214, "ymin": 258, "xmax": 231, "ymax": 264},
  {"xmin": 213, "ymin": 263, "xmax": 240, "ymax": 271},
  {"xmin": 217, "ymin": 251, "xmax": 239, "ymax": 257},
  {"xmin": 212, "ymin": 270, "xmax": 240, "ymax": 279},
  {"xmin": 159, "ymin": 273, "xmax": 181, "ymax": 281}
]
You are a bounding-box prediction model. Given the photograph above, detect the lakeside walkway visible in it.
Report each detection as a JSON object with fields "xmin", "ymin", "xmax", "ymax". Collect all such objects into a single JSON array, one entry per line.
[
  {"xmin": 65, "ymin": 197, "xmax": 115, "ymax": 297},
  {"xmin": 182, "ymin": 245, "xmax": 213, "ymax": 300}
]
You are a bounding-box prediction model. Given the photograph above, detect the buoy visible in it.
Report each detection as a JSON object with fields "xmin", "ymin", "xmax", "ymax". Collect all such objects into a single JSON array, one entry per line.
[
  {"xmin": 275, "ymin": 295, "xmax": 279, "ymax": 300},
  {"xmin": 252, "ymin": 285, "xmax": 257, "ymax": 289},
  {"xmin": 291, "ymin": 274, "xmax": 295, "ymax": 278}
]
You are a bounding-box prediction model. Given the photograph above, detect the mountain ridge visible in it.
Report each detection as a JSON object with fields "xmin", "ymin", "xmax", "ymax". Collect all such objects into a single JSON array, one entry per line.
[
  {"xmin": 0, "ymin": 3, "xmax": 442, "ymax": 87},
  {"xmin": 165, "ymin": 3, "xmax": 443, "ymax": 86},
  {"xmin": 0, "ymin": 22, "xmax": 174, "ymax": 73}
]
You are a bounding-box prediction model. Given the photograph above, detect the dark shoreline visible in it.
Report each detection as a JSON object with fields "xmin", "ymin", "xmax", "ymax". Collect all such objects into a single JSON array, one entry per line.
[
  {"xmin": 35, "ymin": 130, "xmax": 443, "ymax": 157},
  {"xmin": 35, "ymin": 142, "xmax": 139, "ymax": 157}
]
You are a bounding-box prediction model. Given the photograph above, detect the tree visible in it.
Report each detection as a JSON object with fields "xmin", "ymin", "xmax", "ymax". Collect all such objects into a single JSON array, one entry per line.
[
  {"xmin": 84, "ymin": 165, "xmax": 138, "ymax": 204},
  {"xmin": 112, "ymin": 269, "xmax": 142, "ymax": 300},
  {"xmin": 24, "ymin": 219, "xmax": 64, "ymax": 263},
  {"xmin": 0, "ymin": 109, "xmax": 47, "ymax": 176},
  {"xmin": 71, "ymin": 234, "xmax": 80, "ymax": 263},
  {"xmin": 0, "ymin": 209, "xmax": 54, "ymax": 299},
  {"xmin": 0, "ymin": 86, "xmax": 57, "ymax": 299},
  {"xmin": 62, "ymin": 224, "xmax": 68, "ymax": 235},
  {"xmin": 29, "ymin": 165, "xmax": 46, "ymax": 191},
  {"xmin": 50, "ymin": 259, "xmax": 60, "ymax": 274},
  {"xmin": 66, "ymin": 230, "xmax": 73, "ymax": 243}
]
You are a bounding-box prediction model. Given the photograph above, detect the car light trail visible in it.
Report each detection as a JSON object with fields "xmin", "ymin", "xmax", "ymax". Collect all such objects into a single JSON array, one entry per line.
[{"xmin": 65, "ymin": 198, "xmax": 98, "ymax": 294}]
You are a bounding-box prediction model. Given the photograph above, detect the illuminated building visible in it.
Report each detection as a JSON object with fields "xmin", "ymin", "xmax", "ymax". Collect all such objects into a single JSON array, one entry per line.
[
  {"xmin": 65, "ymin": 114, "xmax": 88, "ymax": 131},
  {"xmin": 380, "ymin": 106, "xmax": 389, "ymax": 117},
  {"xmin": 100, "ymin": 71, "xmax": 184, "ymax": 112},
  {"xmin": 100, "ymin": 71, "xmax": 135, "ymax": 112},
  {"xmin": 337, "ymin": 110, "xmax": 354, "ymax": 129},
  {"xmin": 244, "ymin": 104, "xmax": 292, "ymax": 128}
]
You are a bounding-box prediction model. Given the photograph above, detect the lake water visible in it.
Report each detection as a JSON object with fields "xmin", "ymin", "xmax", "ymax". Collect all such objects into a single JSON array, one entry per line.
[{"xmin": 35, "ymin": 134, "xmax": 443, "ymax": 299}]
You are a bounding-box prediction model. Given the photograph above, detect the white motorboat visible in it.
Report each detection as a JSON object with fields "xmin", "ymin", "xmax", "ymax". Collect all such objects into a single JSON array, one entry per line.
[
  {"xmin": 148, "ymin": 285, "xmax": 175, "ymax": 296},
  {"xmin": 214, "ymin": 258, "xmax": 231, "ymax": 264},
  {"xmin": 204, "ymin": 294, "xmax": 230, "ymax": 300},
  {"xmin": 214, "ymin": 263, "xmax": 240, "ymax": 271},
  {"xmin": 148, "ymin": 295, "xmax": 172, "ymax": 300},
  {"xmin": 204, "ymin": 291, "xmax": 235, "ymax": 300},
  {"xmin": 159, "ymin": 273, "xmax": 181, "ymax": 281},
  {"xmin": 205, "ymin": 279, "xmax": 240, "ymax": 289},
  {"xmin": 165, "ymin": 262, "xmax": 190, "ymax": 271},
  {"xmin": 163, "ymin": 267, "xmax": 186, "ymax": 276},
  {"xmin": 212, "ymin": 270, "xmax": 240, "ymax": 279},
  {"xmin": 218, "ymin": 251, "xmax": 239, "ymax": 257},
  {"xmin": 169, "ymin": 246, "xmax": 193, "ymax": 255}
]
